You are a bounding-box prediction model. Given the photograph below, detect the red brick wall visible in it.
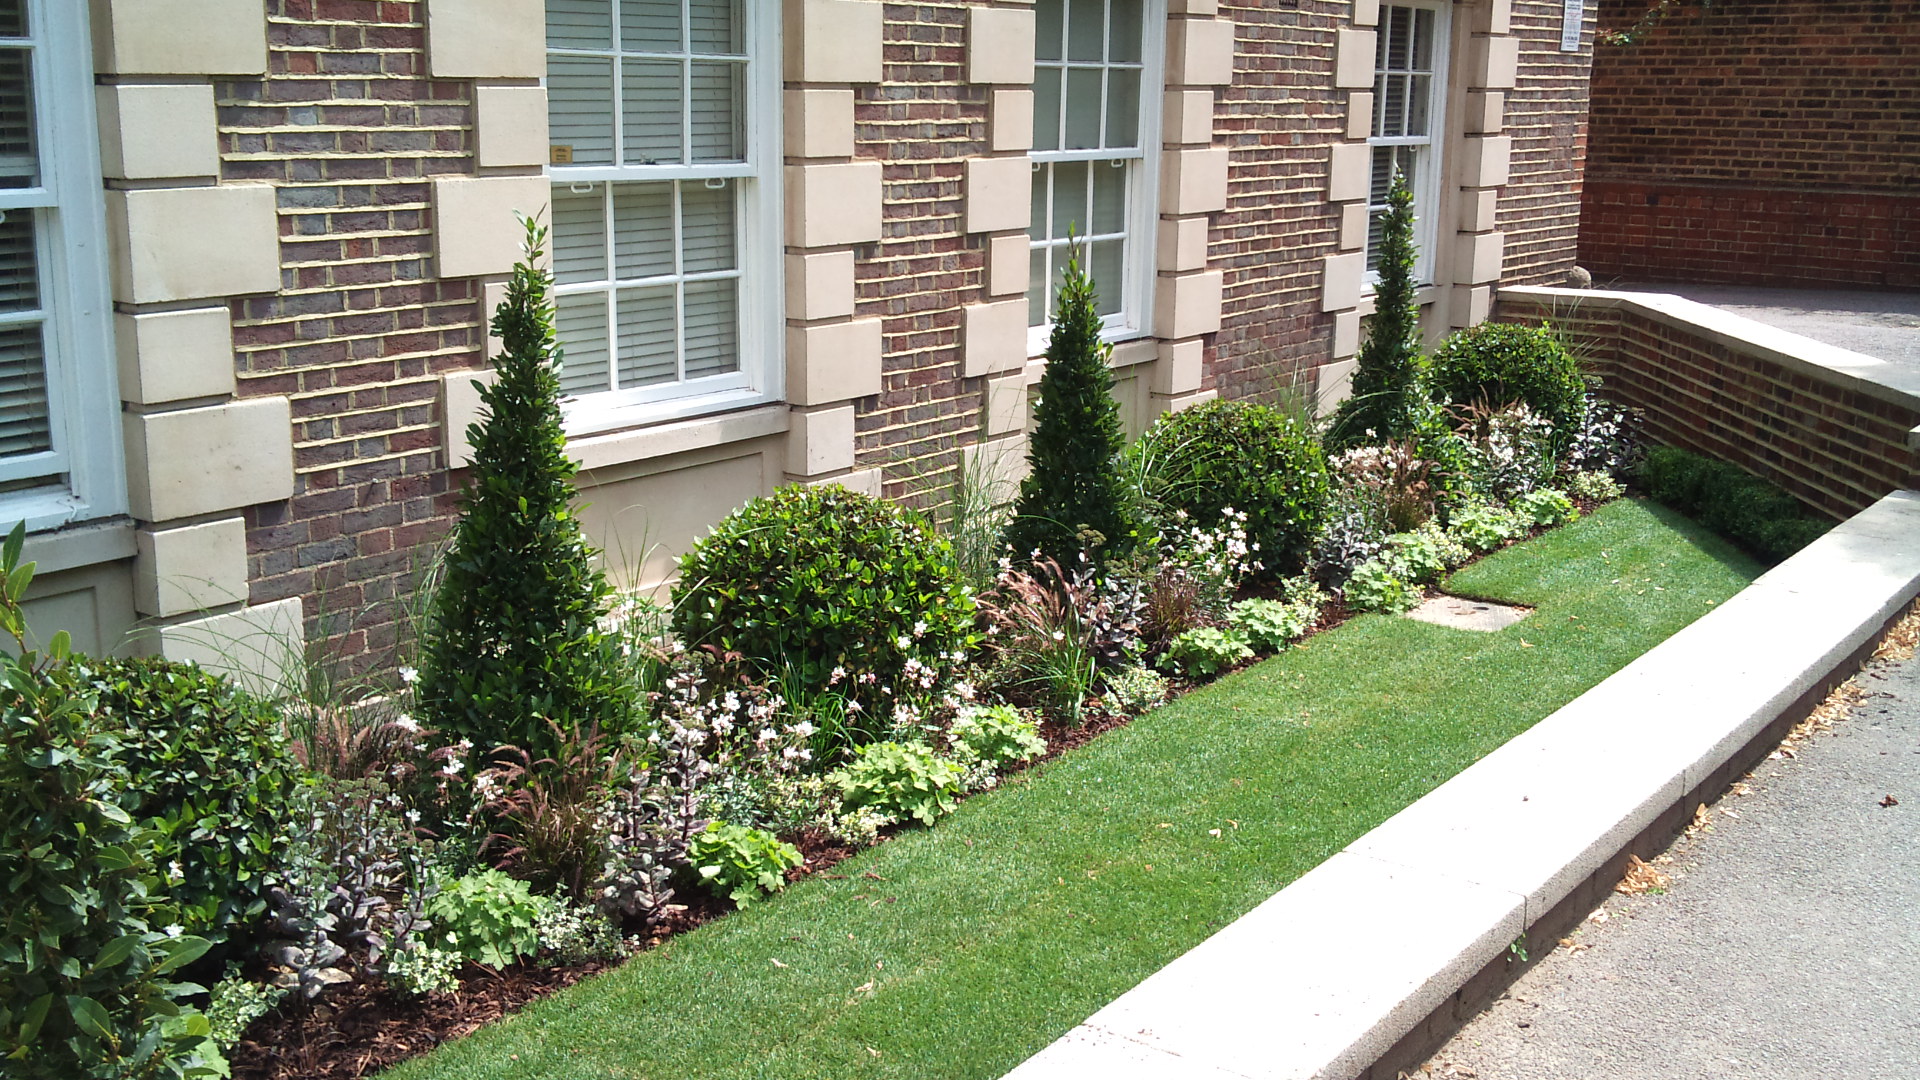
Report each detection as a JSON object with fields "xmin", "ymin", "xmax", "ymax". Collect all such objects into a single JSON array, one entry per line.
[
  {"xmin": 853, "ymin": 3, "xmax": 990, "ymax": 508},
  {"xmin": 1579, "ymin": 0, "xmax": 1920, "ymax": 288},
  {"xmin": 220, "ymin": 0, "xmax": 478, "ymax": 673},
  {"xmin": 1502, "ymin": 293, "xmax": 1920, "ymax": 518},
  {"xmin": 1498, "ymin": 0, "xmax": 1595, "ymax": 285}
]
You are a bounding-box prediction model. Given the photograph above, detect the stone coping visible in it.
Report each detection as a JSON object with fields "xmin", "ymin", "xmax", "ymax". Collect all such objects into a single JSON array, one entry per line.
[
  {"xmin": 1501, "ymin": 286, "xmax": 1920, "ymax": 428},
  {"xmin": 1003, "ymin": 490, "xmax": 1920, "ymax": 1080}
]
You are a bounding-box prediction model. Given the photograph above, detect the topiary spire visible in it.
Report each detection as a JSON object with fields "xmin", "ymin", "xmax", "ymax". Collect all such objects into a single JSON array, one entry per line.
[
  {"xmin": 418, "ymin": 215, "xmax": 627, "ymax": 759},
  {"xmin": 1003, "ymin": 247, "xmax": 1137, "ymax": 567},
  {"xmin": 1330, "ymin": 167, "xmax": 1423, "ymax": 449}
]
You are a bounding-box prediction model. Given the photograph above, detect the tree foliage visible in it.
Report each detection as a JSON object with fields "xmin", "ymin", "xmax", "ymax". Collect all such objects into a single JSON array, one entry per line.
[{"xmin": 1330, "ymin": 168, "xmax": 1423, "ymax": 449}]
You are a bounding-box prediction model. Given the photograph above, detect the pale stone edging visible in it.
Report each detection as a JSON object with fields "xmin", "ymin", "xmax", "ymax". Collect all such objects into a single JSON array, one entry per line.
[{"xmin": 1003, "ymin": 489, "xmax": 1920, "ymax": 1080}]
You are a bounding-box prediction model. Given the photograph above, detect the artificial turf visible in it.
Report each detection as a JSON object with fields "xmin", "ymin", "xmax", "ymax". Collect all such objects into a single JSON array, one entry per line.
[{"xmin": 385, "ymin": 499, "xmax": 1761, "ymax": 1080}]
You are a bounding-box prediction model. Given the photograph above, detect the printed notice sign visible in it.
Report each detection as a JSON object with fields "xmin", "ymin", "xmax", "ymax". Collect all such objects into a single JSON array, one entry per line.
[{"xmin": 1561, "ymin": 0, "xmax": 1585, "ymax": 51}]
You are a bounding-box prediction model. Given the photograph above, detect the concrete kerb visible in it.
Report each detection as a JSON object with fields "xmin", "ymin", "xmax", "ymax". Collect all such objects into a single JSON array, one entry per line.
[{"xmin": 1003, "ymin": 491, "xmax": 1920, "ymax": 1080}]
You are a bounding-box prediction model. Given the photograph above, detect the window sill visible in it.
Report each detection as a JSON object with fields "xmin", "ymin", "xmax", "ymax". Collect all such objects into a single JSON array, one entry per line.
[
  {"xmin": 568, "ymin": 401, "xmax": 789, "ymax": 474},
  {"xmin": 21, "ymin": 518, "xmax": 136, "ymax": 574}
]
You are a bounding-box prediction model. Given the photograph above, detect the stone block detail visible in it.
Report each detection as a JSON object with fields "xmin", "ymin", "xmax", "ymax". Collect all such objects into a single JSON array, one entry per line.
[
  {"xmin": 106, "ymin": 185, "xmax": 281, "ymax": 305},
  {"xmin": 123, "ymin": 397, "xmax": 295, "ymax": 522},
  {"xmin": 427, "ymin": 0, "xmax": 545, "ymax": 78},
  {"xmin": 475, "ymin": 86, "xmax": 550, "ymax": 168},
  {"xmin": 1164, "ymin": 89, "xmax": 1216, "ymax": 145},
  {"xmin": 1473, "ymin": 35, "xmax": 1520, "ymax": 90},
  {"xmin": 967, "ymin": 7, "xmax": 1037, "ymax": 85},
  {"xmin": 1466, "ymin": 89, "xmax": 1505, "ymax": 135},
  {"xmin": 1461, "ymin": 135, "xmax": 1513, "ymax": 189},
  {"xmin": 988, "ymin": 234, "xmax": 1031, "ymax": 298},
  {"xmin": 1337, "ymin": 201, "xmax": 1367, "ymax": 251},
  {"xmin": 964, "ymin": 156, "xmax": 1033, "ymax": 234},
  {"xmin": 440, "ymin": 369, "xmax": 497, "ymax": 469},
  {"xmin": 1151, "ymin": 340, "xmax": 1204, "ymax": 396},
  {"xmin": 991, "ymin": 89, "xmax": 1036, "ymax": 152},
  {"xmin": 1345, "ymin": 91, "xmax": 1374, "ymax": 141},
  {"xmin": 785, "ymin": 161, "xmax": 885, "ymax": 246},
  {"xmin": 787, "ymin": 404, "xmax": 858, "ymax": 477},
  {"xmin": 1450, "ymin": 284, "xmax": 1492, "ymax": 328},
  {"xmin": 1167, "ymin": 18, "xmax": 1235, "ymax": 86},
  {"xmin": 135, "ymin": 517, "xmax": 249, "ymax": 618},
  {"xmin": 1335, "ymin": 29, "xmax": 1377, "ymax": 89},
  {"xmin": 1316, "ymin": 358, "xmax": 1359, "ymax": 415},
  {"xmin": 1154, "ymin": 270, "xmax": 1224, "ymax": 340},
  {"xmin": 154, "ymin": 597, "xmax": 305, "ymax": 696},
  {"xmin": 786, "ymin": 250, "xmax": 858, "ymax": 321},
  {"xmin": 1157, "ymin": 216, "xmax": 1210, "ymax": 272},
  {"xmin": 1328, "ymin": 142, "xmax": 1370, "ymax": 203},
  {"xmin": 1332, "ymin": 309, "xmax": 1361, "ymax": 359},
  {"xmin": 431, "ymin": 176, "xmax": 551, "ymax": 279},
  {"xmin": 983, "ymin": 374, "xmax": 1027, "ymax": 436},
  {"xmin": 114, "ymin": 308, "xmax": 235, "ymax": 406},
  {"xmin": 784, "ymin": 89, "xmax": 857, "ymax": 159},
  {"xmin": 96, "ymin": 84, "xmax": 220, "ymax": 180},
  {"xmin": 1161, "ymin": 147, "xmax": 1230, "ymax": 215},
  {"xmin": 92, "ymin": 0, "xmax": 267, "ymax": 75},
  {"xmin": 1454, "ymin": 230, "xmax": 1506, "ymax": 285},
  {"xmin": 1458, "ymin": 188, "xmax": 1499, "ymax": 233},
  {"xmin": 963, "ymin": 299, "xmax": 1030, "ymax": 378},
  {"xmin": 1320, "ymin": 251, "xmax": 1365, "ymax": 313},
  {"xmin": 784, "ymin": 0, "xmax": 885, "ymax": 84},
  {"xmin": 786, "ymin": 317, "xmax": 884, "ymax": 405},
  {"xmin": 1352, "ymin": 0, "xmax": 1381, "ymax": 28}
]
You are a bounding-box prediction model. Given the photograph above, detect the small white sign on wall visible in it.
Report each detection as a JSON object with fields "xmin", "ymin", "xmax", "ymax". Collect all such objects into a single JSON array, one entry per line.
[{"xmin": 1562, "ymin": 0, "xmax": 1586, "ymax": 51}]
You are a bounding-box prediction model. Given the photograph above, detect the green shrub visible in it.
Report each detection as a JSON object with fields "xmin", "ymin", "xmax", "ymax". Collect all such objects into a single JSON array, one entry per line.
[
  {"xmin": 1384, "ymin": 524, "xmax": 1472, "ymax": 584},
  {"xmin": 204, "ymin": 969, "xmax": 286, "ymax": 1049},
  {"xmin": 420, "ymin": 217, "xmax": 629, "ymax": 758},
  {"xmin": 1636, "ymin": 447, "xmax": 1832, "ymax": 562},
  {"xmin": 829, "ymin": 742, "xmax": 965, "ymax": 828},
  {"xmin": 688, "ymin": 822, "xmax": 804, "ymax": 907},
  {"xmin": 1343, "ymin": 556, "xmax": 1424, "ymax": 614},
  {"xmin": 1102, "ymin": 665, "xmax": 1169, "ymax": 714},
  {"xmin": 1428, "ymin": 322, "xmax": 1587, "ymax": 439},
  {"xmin": 383, "ymin": 946, "xmax": 462, "ymax": 998},
  {"xmin": 1005, "ymin": 248, "xmax": 1140, "ymax": 566},
  {"xmin": 1227, "ymin": 588, "xmax": 1322, "ymax": 652},
  {"xmin": 1446, "ymin": 499, "xmax": 1529, "ymax": 552},
  {"xmin": 946, "ymin": 703, "xmax": 1046, "ymax": 774},
  {"xmin": 1160, "ymin": 627, "xmax": 1254, "ymax": 677},
  {"xmin": 53, "ymin": 656, "xmax": 301, "ymax": 942},
  {"xmin": 1330, "ymin": 168, "xmax": 1423, "ymax": 447},
  {"xmin": 0, "ymin": 528, "xmax": 227, "ymax": 1079},
  {"xmin": 672, "ymin": 484, "xmax": 976, "ymax": 716},
  {"xmin": 1134, "ymin": 399, "xmax": 1331, "ymax": 575},
  {"xmin": 425, "ymin": 869, "xmax": 548, "ymax": 970},
  {"xmin": 1567, "ymin": 469, "xmax": 1626, "ymax": 503},
  {"xmin": 1515, "ymin": 488, "xmax": 1579, "ymax": 528}
]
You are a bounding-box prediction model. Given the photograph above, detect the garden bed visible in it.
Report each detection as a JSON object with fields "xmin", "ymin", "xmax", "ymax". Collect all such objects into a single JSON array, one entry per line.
[{"xmin": 372, "ymin": 499, "xmax": 1758, "ymax": 1080}]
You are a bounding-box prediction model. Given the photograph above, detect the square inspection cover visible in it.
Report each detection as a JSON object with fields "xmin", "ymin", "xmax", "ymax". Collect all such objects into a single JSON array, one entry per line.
[{"xmin": 1404, "ymin": 594, "xmax": 1532, "ymax": 632}]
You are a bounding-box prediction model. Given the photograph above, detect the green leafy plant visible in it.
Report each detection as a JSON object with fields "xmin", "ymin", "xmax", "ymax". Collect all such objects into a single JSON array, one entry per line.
[
  {"xmin": 0, "ymin": 524, "xmax": 228, "ymax": 1079},
  {"xmin": 1384, "ymin": 524, "xmax": 1472, "ymax": 584},
  {"xmin": 946, "ymin": 703, "xmax": 1046, "ymax": 775},
  {"xmin": 203, "ymin": 968, "xmax": 286, "ymax": 1050},
  {"xmin": 1133, "ymin": 400, "xmax": 1330, "ymax": 575},
  {"xmin": 1330, "ymin": 167, "xmax": 1423, "ymax": 448},
  {"xmin": 1160, "ymin": 626, "xmax": 1255, "ymax": 677},
  {"xmin": 1636, "ymin": 446, "xmax": 1832, "ymax": 562},
  {"xmin": 1102, "ymin": 665, "xmax": 1170, "ymax": 715},
  {"xmin": 979, "ymin": 557, "xmax": 1101, "ymax": 725},
  {"xmin": 532, "ymin": 900, "xmax": 626, "ymax": 964},
  {"xmin": 1342, "ymin": 556, "xmax": 1424, "ymax": 614},
  {"xmin": 829, "ymin": 741, "xmax": 965, "ymax": 828},
  {"xmin": 1515, "ymin": 488, "xmax": 1580, "ymax": 528},
  {"xmin": 1429, "ymin": 323, "xmax": 1588, "ymax": 442},
  {"xmin": 672, "ymin": 484, "xmax": 975, "ymax": 722},
  {"xmin": 688, "ymin": 822, "xmax": 804, "ymax": 907},
  {"xmin": 424, "ymin": 869, "xmax": 548, "ymax": 970},
  {"xmin": 1447, "ymin": 499, "xmax": 1530, "ymax": 553},
  {"xmin": 1228, "ymin": 590, "xmax": 1323, "ymax": 653},
  {"xmin": 383, "ymin": 946, "xmax": 462, "ymax": 998},
  {"xmin": 52, "ymin": 656, "xmax": 302, "ymax": 943},
  {"xmin": 419, "ymin": 215, "xmax": 630, "ymax": 760},
  {"xmin": 1567, "ymin": 469, "xmax": 1625, "ymax": 503},
  {"xmin": 1005, "ymin": 247, "xmax": 1140, "ymax": 567}
]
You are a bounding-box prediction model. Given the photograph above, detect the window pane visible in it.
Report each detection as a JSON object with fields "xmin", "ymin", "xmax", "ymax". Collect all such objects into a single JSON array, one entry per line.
[
  {"xmin": 551, "ymin": 186, "xmax": 609, "ymax": 284},
  {"xmin": 689, "ymin": 61, "xmax": 744, "ymax": 162},
  {"xmin": 1028, "ymin": 246, "xmax": 1048, "ymax": 327},
  {"xmin": 556, "ymin": 293, "xmax": 612, "ymax": 395},
  {"xmin": 1030, "ymin": 67, "xmax": 1062, "ymax": 153},
  {"xmin": 620, "ymin": 0, "xmax": 680, "ymax": 51},
  {"xmin": 1090, "ymin": 160, "xmax": 1126, "ymax": 235},
  {"xmin": 1049, "ymin": 160, "xmax": 1088, "ymax": 240},
  {"xmin": 615, "ymin": 286, "xmax": 677, "ymax": 387},
  {"xmin": 680, "ymin": 182, "xmax": 736, "ymax": 273},
  {"xmin": 1407, "ymin": 74, "xmax": 1431, "ymax": 136},
  {"xmin": 611, "ymin": 182, "xmax": 672, "ymax": 279},
  {"xmin": 1104, "ymin": 67, "xmax": 1139, "ymax": 148},
  {"xmin": 1035, "ymin": 0, "xmax": 1063, "ymax": 62},
  {"xmin": 1067, "ymin": 0, "xmax": 1103, "ymax": 62},
  {"xmin": 548, "ymin": 0, "xmax": 612, "ymax": 50},
  {"xmin": 1088, "ymin": 239, "xmax": 1123, "ymax": 317},
  {"xmin": 682, "ymin": 279, "xmax": 739, "ymax": 379},
  {"xmin": 1367, "ymin": 208, "xmax": 1387, "ymax": 270},
  {"xmin": 689, "ymin": 0, "xmax": 743, "ymax": 53},
  {"xmin": 0, "ymin": 322, "xmax": 48, "ymax": 459},
  {"xmin": 1378, "ymin": 72, "xmax": 1407, "ymax": 137},
  {"xmin": 1108, "ymin": 0, "xmax": 1143, "ymax": 63},
  {"xmin": 622, "ymin": 59, "xmax": 683, "ymax": 164},
  {"xmin": 1387, "ymin": 5, "xmax": 1412, "ymax": 70},
  {"xmin": 1063, "ymin": 67, "xmax": 1102, "ymax": 150},
  {"xmin": 1030, "ymin": 167, "xmax": 1050, "ymax": 241},
  {"xmin": 548, "ymin": 56, "xmax": 616, "ymax": 165},
  {"xmin": 0, "ymin": 48, "xmax": 32, "ymax": 188},
  {"xmin": 1413, "ymin": 7, "xmax": 1437, "ymax": 70},
  {"xmin": 1369, "ymin": 145, "xmax": 1396, "ymax": 205},
  {"xmin": 0, "ymin": 211, "xmax": 37, "ymax": 311}
]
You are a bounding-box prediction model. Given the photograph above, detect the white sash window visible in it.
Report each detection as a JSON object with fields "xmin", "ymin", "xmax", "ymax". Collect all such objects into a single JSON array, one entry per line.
[
  {"xmin": 1367, "ymin": 1, "xmax": 1449, "ymax": 285},
  {"xmin": 1028, "ymin": 0, "xmax": 1162, "ymax": 352},
  {"xmin": 545, "ymin": 0, "xmax": 779, "ymax": 433},
  {"xmin": 0, "ymin": 0, "xmax": 119, "ymax": 531}
]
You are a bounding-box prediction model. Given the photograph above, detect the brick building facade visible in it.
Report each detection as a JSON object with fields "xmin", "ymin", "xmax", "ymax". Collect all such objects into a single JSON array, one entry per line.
[
  {"xmin": 1579, "ymin": 0, "xmax": 1919, "ymax": 289},
  {"xmin": 25, "ymin": 0, "xmax": 1594, "ymax": 686}
]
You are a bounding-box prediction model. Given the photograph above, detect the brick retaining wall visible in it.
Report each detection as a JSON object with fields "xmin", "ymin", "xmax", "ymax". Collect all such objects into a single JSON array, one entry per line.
[{"xmin": 1500, "ymin": 288, "xmax": 1920, "ymax": 519}]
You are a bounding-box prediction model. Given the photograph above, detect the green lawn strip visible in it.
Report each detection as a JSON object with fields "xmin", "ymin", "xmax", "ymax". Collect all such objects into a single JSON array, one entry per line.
[{"xmin": 385, "ymin": 500, "xmax": 1759, "ymax": 1080}]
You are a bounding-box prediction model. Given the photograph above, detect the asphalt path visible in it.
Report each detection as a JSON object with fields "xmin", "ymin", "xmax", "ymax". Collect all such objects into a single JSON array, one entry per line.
[{"xmin": 1413, "ymin": 635, "xmax": 1920, "ymax": 1080}]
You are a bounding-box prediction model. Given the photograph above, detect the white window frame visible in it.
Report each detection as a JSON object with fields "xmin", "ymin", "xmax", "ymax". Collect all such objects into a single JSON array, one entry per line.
[
  {"xmin": 0, "ymin": 1, "xmax": 122, "ymax": 533},
  {"xmin": 545, "ymin": 0, "xmax": 782, "ymax": 438},
  {"xmin": 1365, "ymin": 0, "xmax": 1450, "ymax": 288},
  {"xmin": 1027, "ymin": 0, "xmax": 1164, "ymax": 357}
]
